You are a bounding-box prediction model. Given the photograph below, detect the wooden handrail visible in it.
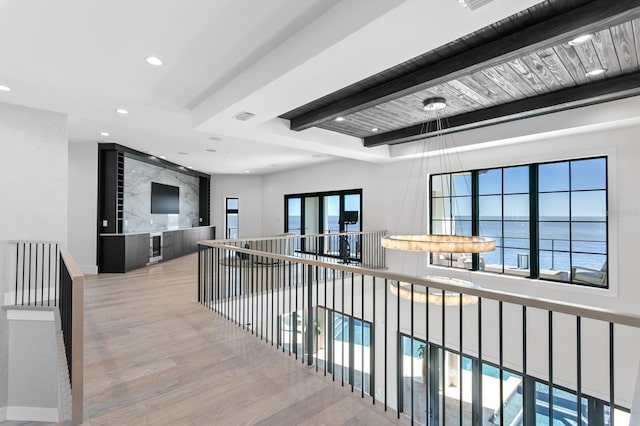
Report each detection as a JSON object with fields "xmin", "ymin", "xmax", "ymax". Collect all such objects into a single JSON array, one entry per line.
[
  {"xmin": 205, "ymin": 230, "xmax": 387, "ymax": 245},
  {"xmin": 58, "ymin": 245, "xmax": 84, "ymax": 426},
  {"xmin": 200, "ymin": 241, "xmax": 640, "ymax": 329}
]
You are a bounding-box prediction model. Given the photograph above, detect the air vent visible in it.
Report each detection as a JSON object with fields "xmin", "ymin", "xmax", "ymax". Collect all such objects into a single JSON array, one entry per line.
[
  {"xmin": 234, "ymin": 111, "xmax": 256, "ymax": 121},
  {"xmin": 458, "ymin": 0, "xmax": 493, "ymax": 10}
]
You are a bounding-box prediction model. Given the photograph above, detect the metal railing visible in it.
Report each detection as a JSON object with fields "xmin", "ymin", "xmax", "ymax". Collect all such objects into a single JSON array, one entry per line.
[
  {"xmin": 198, "ymin": 238, "xmax": 640, "ymax": 425},
  {"xmin": 8, "ymin": 241, "xmax": 84, "ymax": 425},
  {"xmin": 210, "ymin": 230, "xmax": 386, "ymax": 269}
]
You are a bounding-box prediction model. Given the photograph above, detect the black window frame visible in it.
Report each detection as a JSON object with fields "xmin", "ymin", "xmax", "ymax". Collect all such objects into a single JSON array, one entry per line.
[
  {"xmin": 225, "ymin": 197, "xmax": 239, "ymax": 239},
  {"xmin": 429, "ymin": 156, "xmax": 608, "ymax": 288}
]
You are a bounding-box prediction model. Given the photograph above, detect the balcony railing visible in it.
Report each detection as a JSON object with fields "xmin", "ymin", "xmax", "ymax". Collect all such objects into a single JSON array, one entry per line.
[
  {"xmin": 8, "ymin": 240, "xmax": 84, "ymax": 425},
  {"xmin": 198, "ymin": 235, "xmax": 640, "ymax": 425}
]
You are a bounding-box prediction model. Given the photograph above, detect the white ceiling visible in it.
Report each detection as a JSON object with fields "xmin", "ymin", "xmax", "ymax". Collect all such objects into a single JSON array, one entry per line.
[{"xmin": 1, "ymin": 0, "xmax": 608, "ymax": 175}]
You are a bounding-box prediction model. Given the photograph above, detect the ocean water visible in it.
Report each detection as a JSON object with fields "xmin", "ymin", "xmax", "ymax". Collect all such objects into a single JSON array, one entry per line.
[{"xmin": 287, "ymin": 215, "xmax": 606, "ymax": 272}]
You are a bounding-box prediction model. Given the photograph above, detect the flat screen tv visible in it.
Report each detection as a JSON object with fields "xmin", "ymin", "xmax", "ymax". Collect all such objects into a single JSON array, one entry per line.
[{"xmin": 151, "ymin": 182, "xmax": 180, "ymax": 214}]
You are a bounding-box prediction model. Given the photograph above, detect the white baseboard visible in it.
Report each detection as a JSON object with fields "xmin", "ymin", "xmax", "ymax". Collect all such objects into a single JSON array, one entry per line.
[
  {"xmin": 0, "ymin": 406, "xmax": 6, "ymax": 421},
  {"xmin": 3, "ymin": 405, "xmax": 59, "ymax": 422},
  {"xmin": 79, "ymin": 264, "xmax": 98, "ymax": 275}
]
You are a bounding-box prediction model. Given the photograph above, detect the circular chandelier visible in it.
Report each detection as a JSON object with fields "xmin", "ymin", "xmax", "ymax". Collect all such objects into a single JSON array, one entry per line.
[
  {"xmin": 390, "ymin": 276, "xmax": 479, "ymax": 305},
  {"xmin": 382, "ymin": 234, "xmax": 495, "ymax": 253},
  {"xmin": 381, "ymin": 96, "xmax": 496, "ymax": 255}
]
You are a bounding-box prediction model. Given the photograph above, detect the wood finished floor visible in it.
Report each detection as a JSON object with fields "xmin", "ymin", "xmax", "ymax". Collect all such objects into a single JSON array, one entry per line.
[{"xmin": 83, "ymin": 254, "xmax": 406, "ymax": 425}]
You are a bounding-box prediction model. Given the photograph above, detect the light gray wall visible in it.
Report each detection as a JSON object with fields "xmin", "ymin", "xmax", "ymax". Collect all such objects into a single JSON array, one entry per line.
[
  {"xmin": 68, "ymin": 142, "xmax": 98, "ymax": 274},
  {"xmin": 211, "ymin": 174, "xmax": 263, "ymax": 238},
  {"xmin": 7, "ymin": 315, "xmax": 58, "ymax": 410},
  {"xmin": 0, "ymin": 102, "xmax": 68, "ymax": 411}
]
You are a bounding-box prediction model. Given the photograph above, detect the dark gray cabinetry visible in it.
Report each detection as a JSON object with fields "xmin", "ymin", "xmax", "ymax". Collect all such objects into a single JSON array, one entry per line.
[{"xmin": 99, "ymin": 233, "xmax": 149, "ymax": 273}]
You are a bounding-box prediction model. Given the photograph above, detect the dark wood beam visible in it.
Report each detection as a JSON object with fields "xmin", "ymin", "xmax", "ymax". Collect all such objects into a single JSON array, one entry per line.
[
  {"xmin": 363, "ymin": 71, "xmax": 640, "ymax": 147},
  {"xmin": 290, "ymin": 0, "xmax": 640, "ymax": 131}
]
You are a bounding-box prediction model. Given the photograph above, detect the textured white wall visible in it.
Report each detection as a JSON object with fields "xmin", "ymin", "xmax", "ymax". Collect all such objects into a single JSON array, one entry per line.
[
  {"xmin": 211, "ymin": 174, "xmax": 263, "ymax": 239},
  {"xmin": 0, "ymin": 102, "xmax": 68, "ymax": 414},
  {"xmin": 68, "ymin": 142, "xmax": 98, "ymax": 274}
]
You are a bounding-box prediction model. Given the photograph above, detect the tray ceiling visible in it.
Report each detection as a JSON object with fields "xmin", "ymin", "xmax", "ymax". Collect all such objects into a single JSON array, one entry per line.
[{"xmin": 282, "ymin": 0, "xmax": 640, "ymax": 146}]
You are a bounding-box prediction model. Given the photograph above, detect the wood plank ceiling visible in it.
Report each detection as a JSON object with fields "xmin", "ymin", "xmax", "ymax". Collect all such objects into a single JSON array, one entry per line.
[{"xmin": 281, "ymin": 0, "xmax": 640, "ymax": 147}]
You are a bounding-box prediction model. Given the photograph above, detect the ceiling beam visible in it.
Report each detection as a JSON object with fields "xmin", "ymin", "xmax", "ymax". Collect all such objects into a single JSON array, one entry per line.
[
  {"xmin": 290, "ymin": 0, "xmax": 640, "ymax": 131},
  {"xmin": 362, "ymin": 71, "xmax": 640, "ymax": 147}
]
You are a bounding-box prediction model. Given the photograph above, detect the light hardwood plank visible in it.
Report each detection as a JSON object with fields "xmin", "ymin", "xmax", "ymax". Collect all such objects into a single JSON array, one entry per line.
[{"xmin": 82, "ymin": 254, "xmax": 405, "ymax": 425}]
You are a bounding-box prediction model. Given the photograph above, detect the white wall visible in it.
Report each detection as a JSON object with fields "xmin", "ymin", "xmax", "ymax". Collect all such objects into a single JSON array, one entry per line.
[
  {"xmin": 0, "ymin": 102, "xmax": 68, "ymax": 414},
  {"xmin": 254, "ymin": 123, "xmax": 640, "ymax": 314},
  {"xmin": 68, "ymin": 142, "xmax": 97, "ymax": 274},
  {"xmin": 210, "ymin": 120, "xmax": 640, "ymax": 409},
  {"xmin": 211, "ymin": 174, "xmax": 263, "ymax": 238}
]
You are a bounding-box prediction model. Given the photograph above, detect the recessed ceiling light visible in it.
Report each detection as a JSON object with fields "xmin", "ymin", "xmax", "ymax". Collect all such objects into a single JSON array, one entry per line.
[
  {"xmin": 371, "ymin": 127, "xmax": 379, "ymax": 132},
  {"xmin": 145, "ymin": 56, "xmax": 164, "ymax": 66},
  {"xmin": 569, "ymin": 34, "xmax": 594, "ymax": 46},
  {"xmin": 334, "ymin": 116, "xmax": 345, "ymax": 122},
  {"xmin": 115, "ymin": 108, "xmax": 128, "ymax": 115},
  {"xmin": 149, "ymin": 155, "xmax": 156, "ymax": 159},
  {"xmin": 0, "ymin": 85, "xmax": 11, "ymax": 92},
  {"xmin": 100, "ymin": 132, "xmax": 110, "ymax": 137},
  {"xmin": 187, "ymin": 166, "xmax": 193, "ymax": 169},
  {"xmin": 177, "ymin": 152, "xmax": 188, "ymax": 155},
  {"xmin": 244, "ymin": 170, "xmax": 250, "ymax": 173},
  {"xmin": 159, "ymin": 155, "xmax": 166, "ymax": 159},
  {"xmin": 586, "ymin": 68, "xmax": 606, "ymax": 77},
  {"xmin": 205, "ymin": 149, "xmax": 217, "ymax": 153}
]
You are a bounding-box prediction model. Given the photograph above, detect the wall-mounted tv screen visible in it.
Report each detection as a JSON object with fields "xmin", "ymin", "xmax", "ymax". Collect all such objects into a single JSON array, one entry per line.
[{"xmin": 151, "ymin": 182, "xmax": 180, "ymax": 214}]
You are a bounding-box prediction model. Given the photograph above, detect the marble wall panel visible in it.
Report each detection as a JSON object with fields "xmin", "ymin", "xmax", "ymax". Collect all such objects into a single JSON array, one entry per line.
[{"xmin": 123, "ymin": 158, "xmax": 200, "ymax": 233}]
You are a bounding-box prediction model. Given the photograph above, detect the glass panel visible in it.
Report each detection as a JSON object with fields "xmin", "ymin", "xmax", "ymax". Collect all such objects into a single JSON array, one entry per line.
[
  {"xmin": 503, "ymin": 166, "xmax": 529, "ymax": 194},
  {"xmin": 333, "ymin": 313, "xmax": 350, "ymax": 383},
  {"xmin": 571, "ymin": 190, "xmax": 606, "ymax": 221},
  {"xmin": 478, "ymin": 168, "xmax": 502, "ymax": 195},
  {"xmin": 452, "ymin": 172, "xmax": 472, "ymax": 197},
  {"xmin": 432, "ymin": 220, "xmax": 454, "ymax": 235},
  {"xmin": 538, "ymin": 193, "xmax": 569, "ymax": 220},
  {"xmin": 503, "ymin": 221, "xmax": 529, "ymax": 241},
  {"xmin": 504, "ymin": 248, "xmax": 530, "ymax": 272},
  {"xmin": 287, "ymin": 197, "xmax": 302, "ymax": 235},
  {"xmin": 452, "ymin": 196, "xmax": 472, "ymax": 219},
  {"xmin": 482, "ymin": 247, "xmax": 503, "ymax": 273},
  {"xmin": 305, "ymin": 197, "xmax": 319, "ymax": 252},
  {"xmin": 455, "ymin": 220, "xmax": 472, "ymax": 236},
  {"xmin": 226, "ymin": 198, "xmax": 238, "ymax": 210},
  {"xmin": 539, "ymin": 222, "xmax": 570, "ymax": 250},
  {"xmin": 571, "ymin": 157, "xmax": 606, "ymax": 190},
  {"xmin": 479, "ymin": 195, "xmax": 502, "ymax": 220},
  {"xmin": 539, "ymin": 249, "xmax": 570, "ymax": 275},
  {"xmin": 323, "ymin": 195, "xmax": 340, "ymax": 233},
  {"xmin": 572, "ymin": 222, "xmax": 607, "ymax": 253},
  {"xmin": 571, "ymin": 253, "xmax": 607, "ymax": 286},
  {"xmin": 481, "ymin": 364, "xmax": 522, "ymax": 425},
  {"xmin": 344, "ymin": 193, "xmax": 361, "ymax": 231},
  {"xmin": 539, "ymin": 162, "xmax": 569, "ymax": 192},
  {"xmin": 431, "ymin": 174, "xmax": 451, "ymax": 197},
  {"xmin": 479, "ymin": 220, "xmax": 502, "ymax": 239},
  {"xmin": 226, "ymin": 213, "xmax": 238, "ymax": 239},
  {"xmin": 432, "ymin": 197, "xmax": 451, "ymax": 221},
  {"xmin": 504, "ymin": 194, "xmax": 529, "ymax": 220},
  {"xmin": 401, "ymin": 336, "xmax": 427, "ymax": 425}
]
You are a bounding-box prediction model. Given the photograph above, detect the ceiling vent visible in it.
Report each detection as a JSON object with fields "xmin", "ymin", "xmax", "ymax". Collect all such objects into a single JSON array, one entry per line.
[
  {"xmin": 458, "ymin": 0, "xmax": 493, "ymax": 10},
  {"xmin": 234, "ymin": 111, "xmax": 256, "ymax": 121}
]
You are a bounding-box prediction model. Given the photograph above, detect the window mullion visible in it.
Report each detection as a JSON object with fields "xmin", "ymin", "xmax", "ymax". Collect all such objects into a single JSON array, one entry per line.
[
  {"xmin": 530, "ymin": 165, "xmax": 539, "ymax": 279},
  {"xmin": 472, "ymin": 171, "xmax": 479, "ymax": 271}
]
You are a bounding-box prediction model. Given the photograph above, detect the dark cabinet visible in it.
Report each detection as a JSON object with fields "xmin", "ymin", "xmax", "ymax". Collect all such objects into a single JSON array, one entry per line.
[
  {"xmin": 99, "ymin": 226, "xmax": 215, "ymax": 273},
  {"xmin": 99, "ymin": 233, "xmax": 149, "ymax": 273}
]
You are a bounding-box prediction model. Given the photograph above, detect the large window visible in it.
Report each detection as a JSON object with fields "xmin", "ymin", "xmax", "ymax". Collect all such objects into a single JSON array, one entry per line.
[
  {"xmin": 285, "ymin": 189, "xmax": 362, "ymax": 259},
  {"xmin": 430, "ymin": 157, "xmax": 608, "ymax": 287},
  {"xmin": 399, "ymin": 335, "xmax": 629, "ymax": 425}
]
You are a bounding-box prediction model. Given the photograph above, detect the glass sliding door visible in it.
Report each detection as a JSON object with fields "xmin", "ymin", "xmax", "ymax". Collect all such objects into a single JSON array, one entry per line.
[
  {"xmin": 225, "ymin": 198, "xmax": 239, "ymax": 239},
  {"xmin": 323, "ymin": 195, "xmax": 340, "ymax": 256},
  {"xmin": 286, "ymin": 197, "xmax": 302, "ymax": 251}
]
